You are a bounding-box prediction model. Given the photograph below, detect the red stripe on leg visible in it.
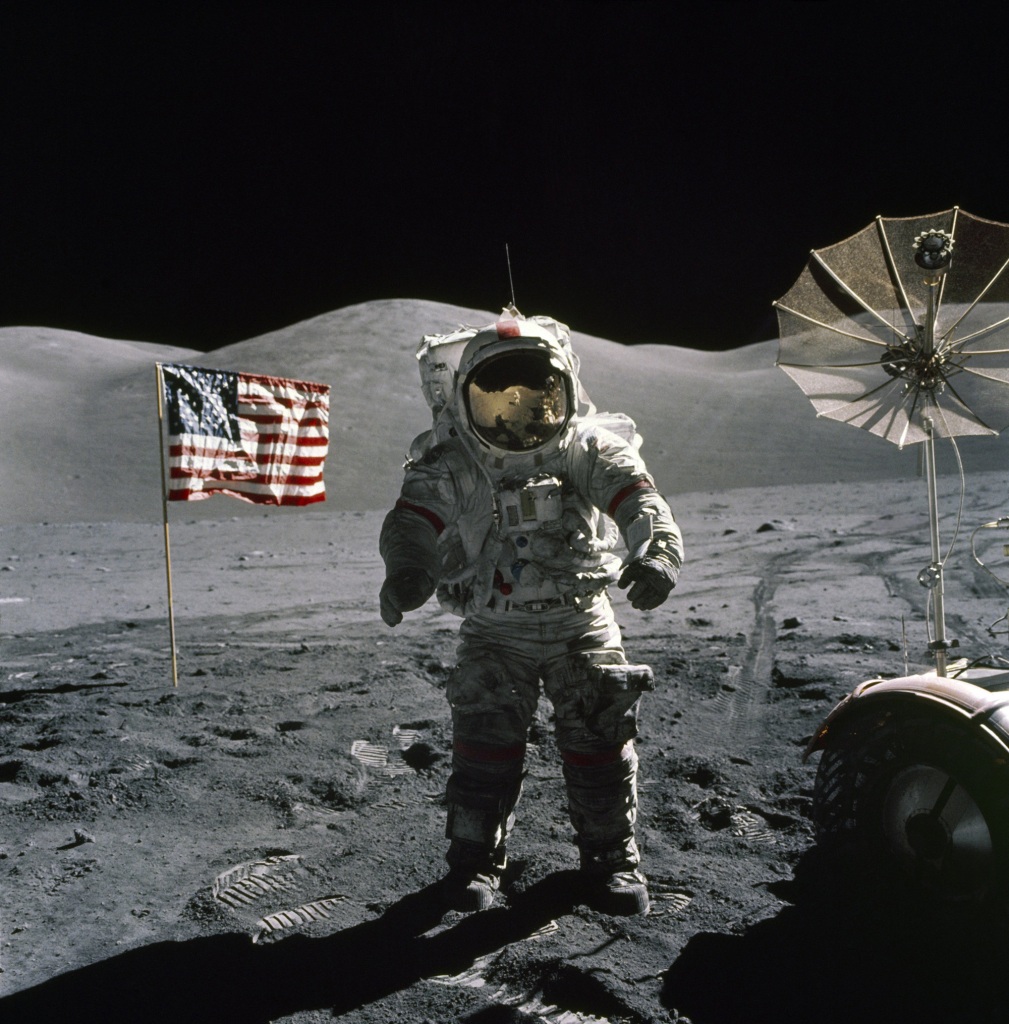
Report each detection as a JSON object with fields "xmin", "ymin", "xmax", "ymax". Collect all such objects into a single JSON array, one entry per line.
[{"xmin": 560, "ymin": 745, "xmax": 626, "ymax": 767}]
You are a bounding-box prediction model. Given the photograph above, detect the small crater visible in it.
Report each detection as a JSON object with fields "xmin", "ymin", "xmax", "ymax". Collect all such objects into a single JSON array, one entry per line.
[
  {"xmin": 401, "ymin": 742, "xmax": 443, "ymax": 771},
  {"xmin": 162, "ymin": 757, "xmax": 201, "ymax": 770},
  {"xmin": 322, "ymin": 680, "xmax": 357, "ymax": 694},
  {"xmin": 772, "ymin": 657, "xmax": 827, "ymax": 689},
  {"xmin": 694, "ymin": 794, "xmax": 736, "ymax": 831},
  {"xmin": 830, "ymin": 632, "xmax": 878, "ymax": 650},
  {"xmin": 669, "ymin": 755, "xmax": 725, "ymax": 789},
  {"xmin": 685, "ymin": 763, "xmax": 721, "ymax": 788},
  {"xmin": 796, "ymin": 685, "xmax": 834, "ymax": 701},
  {"xmin": 306, "ymin": 773, "xmax": 366, "ymax": 810},
  {"xmin": 276, "ymin": 721, "xmax": 306, "ymax": 733},
  {"xmin": 19, "ymin": 737, "xmax": 61, "ymax": 752},
  {"xmin": 397, "ymin": 718, "xmax": 437, "ymax": 731},
  {"xmin": 213, "ymin": 726, "xmax": 259, "ymax": 741}
]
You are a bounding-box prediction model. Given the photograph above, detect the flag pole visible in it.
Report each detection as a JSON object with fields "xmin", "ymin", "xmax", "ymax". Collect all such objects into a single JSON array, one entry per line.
[{"xmin": 155, "ymin": 363, "xmax": 179, "ymax": 688}]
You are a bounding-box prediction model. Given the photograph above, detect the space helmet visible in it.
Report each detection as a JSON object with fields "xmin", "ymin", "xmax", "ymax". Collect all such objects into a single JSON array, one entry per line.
[{"xmin": 454, "ymin": 311, "xmax": 581, "ymax": 459}]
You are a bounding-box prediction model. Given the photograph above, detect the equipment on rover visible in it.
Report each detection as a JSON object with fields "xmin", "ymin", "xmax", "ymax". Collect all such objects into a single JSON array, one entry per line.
[{"xmin": 775, "ymin": 208, "xmax": 1009, "ymax": 902}]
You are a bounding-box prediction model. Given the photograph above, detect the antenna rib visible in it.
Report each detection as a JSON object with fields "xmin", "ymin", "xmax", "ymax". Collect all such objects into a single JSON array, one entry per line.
[{"xmin": 811, "ymin": 250, "xmax": 908, "ymax": 336}]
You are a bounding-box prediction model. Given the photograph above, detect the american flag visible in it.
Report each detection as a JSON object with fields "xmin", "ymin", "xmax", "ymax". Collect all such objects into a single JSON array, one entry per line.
[{"xmin": 160, "ymin": 364, "xmax": 330, "ymax": 506}]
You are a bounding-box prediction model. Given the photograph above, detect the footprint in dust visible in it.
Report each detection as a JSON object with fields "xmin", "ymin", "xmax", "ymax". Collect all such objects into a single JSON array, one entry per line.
[
  {"xmin": 729, "ymin": 809, "xmax": 779, "ymax": 845},
  {"xmin": 350, "ymin": 723, "xmax": 446, "ymax": 779},
  {"xmin": 209, "ymin": 853, "xmax": 354, "ymax": 944},
  {"xmin": 648, "ymin": 878, "xmax": 695, "ymax": 918}
]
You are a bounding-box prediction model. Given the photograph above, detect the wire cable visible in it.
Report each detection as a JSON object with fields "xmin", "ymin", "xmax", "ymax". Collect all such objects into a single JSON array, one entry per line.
[{"xmin": 941, "ymin": 433, "xmax": 965, "ymax": 565}]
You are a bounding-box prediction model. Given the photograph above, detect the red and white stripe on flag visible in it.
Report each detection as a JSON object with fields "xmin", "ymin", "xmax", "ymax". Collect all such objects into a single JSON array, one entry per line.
[{"xmin": 161, "ymin": 364, "xmax": 330, "ymax": 506}]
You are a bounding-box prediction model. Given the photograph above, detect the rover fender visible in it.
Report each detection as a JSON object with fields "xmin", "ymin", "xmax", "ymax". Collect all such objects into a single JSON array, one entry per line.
[{"xmin": 804, "ymin": 670, "xmax": 1009, "ymax": 763}]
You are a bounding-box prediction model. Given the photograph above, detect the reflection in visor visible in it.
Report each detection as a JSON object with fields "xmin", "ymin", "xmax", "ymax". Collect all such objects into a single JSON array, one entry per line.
[{"xmin": 465, "ymin": 351, "xmax": 569, "ymax": 451}]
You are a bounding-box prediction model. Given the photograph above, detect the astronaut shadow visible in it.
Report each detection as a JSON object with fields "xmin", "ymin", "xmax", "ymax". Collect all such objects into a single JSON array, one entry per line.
[
  {"xmin": 661, "ymin": 845, "xmax": 1009, "ymax": 1024},
  {"xmin": 0, "ymin": 870, "xmax": 585, "ymax": 1024}
]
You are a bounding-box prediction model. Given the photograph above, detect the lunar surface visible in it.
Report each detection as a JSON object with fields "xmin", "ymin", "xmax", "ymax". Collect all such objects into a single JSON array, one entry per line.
[{"xmin": 3, "ymin": 300, "xmax": 1009, "ymax": 1022}]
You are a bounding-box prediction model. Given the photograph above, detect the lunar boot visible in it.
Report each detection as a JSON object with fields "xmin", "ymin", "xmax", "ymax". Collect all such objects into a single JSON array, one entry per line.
[
  {"xmin": 441, "ymin": 748, "xmax": 524, "ymax": 912},
  {"xmin": 562, "ymin": 741, "xmax": 649, "ymax": 915}
]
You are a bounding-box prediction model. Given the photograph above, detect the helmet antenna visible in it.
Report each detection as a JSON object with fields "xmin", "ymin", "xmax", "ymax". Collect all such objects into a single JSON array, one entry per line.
[{"xmin": 504, "ymin": 244, "xmax": 520, "ymax": 317}]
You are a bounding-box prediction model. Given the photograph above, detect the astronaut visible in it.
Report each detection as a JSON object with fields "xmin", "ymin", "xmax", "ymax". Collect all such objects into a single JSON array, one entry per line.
[{"xmin": 379, "ymin": 310, "xmax": 683, "ymax": 915}]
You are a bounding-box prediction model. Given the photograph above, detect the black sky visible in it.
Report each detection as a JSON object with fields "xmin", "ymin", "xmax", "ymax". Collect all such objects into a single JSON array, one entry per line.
[{"xmin": 3, "ymin": 4, "xmax": 1008, "ymax": 351}]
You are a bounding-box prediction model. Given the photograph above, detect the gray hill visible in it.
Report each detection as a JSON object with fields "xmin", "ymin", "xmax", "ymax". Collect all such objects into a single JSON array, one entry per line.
[{"xmin": 2, "ymin": 298, "xmax": 1002, "ymax": 523}]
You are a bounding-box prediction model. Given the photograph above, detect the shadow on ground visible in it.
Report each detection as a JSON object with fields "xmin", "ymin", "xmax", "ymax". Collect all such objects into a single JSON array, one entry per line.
[
  {"xmin": 0, "ymin": 872, "xmax": 585, "ymax": 1024},
  {"xmin": 662, "ymin": 846, "xmax": 1009, "ymax": 1024},
  {"xmin": 10, "ymin": 847, "xmax": 1008, "ymax": 1024}
]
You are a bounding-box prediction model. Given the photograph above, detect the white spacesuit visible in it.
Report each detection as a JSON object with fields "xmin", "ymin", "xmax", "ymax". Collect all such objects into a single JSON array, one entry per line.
[{"xmin": 380, "ymin": 310, "xmax": 683, "ymax": 915}]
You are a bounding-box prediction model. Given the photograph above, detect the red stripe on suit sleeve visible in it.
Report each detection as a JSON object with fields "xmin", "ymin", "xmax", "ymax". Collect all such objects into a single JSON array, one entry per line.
[
  {"xmin": 607, "ymin": 480, "xmax": 654, "ymax": 518},
  {"xmin": 395, "ymin": 499, "xmax": 446, "ymax": 535}
]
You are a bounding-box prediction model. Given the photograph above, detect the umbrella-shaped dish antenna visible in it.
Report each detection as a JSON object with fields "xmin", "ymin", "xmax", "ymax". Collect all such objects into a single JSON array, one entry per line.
[
  {"xmin": 774, "ymin": 207, "xmax": 1009, "ymax": 676},
  {"xmin": 774, "ymin": 207, "xmax": 1009, "ymax": 449}
]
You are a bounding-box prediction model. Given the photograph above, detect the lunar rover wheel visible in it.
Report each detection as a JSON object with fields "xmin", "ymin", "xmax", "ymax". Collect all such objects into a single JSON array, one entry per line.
[{"xmin": 812, "ymin": 703, "xmax": 1009, "ymax": 902}]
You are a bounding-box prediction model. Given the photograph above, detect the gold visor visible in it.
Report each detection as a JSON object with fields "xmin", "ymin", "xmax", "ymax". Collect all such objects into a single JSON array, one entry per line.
[{"xmin": 465, "ymin": 351, "xmax": 570, "ymax": 451}]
